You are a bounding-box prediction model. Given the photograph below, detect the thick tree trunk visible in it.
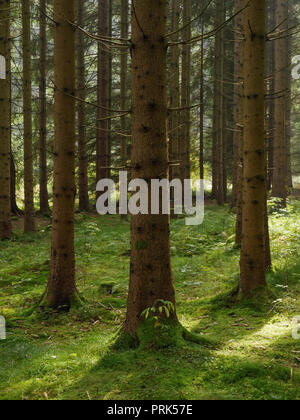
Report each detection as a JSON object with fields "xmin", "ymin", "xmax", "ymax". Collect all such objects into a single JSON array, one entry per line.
[
  {"xmin": 272, "ymin": 0, "xmax": 288, "ymax": 205},
  {"xmin": 96, "ymin": 0, "xmax": 109, "ymax": 187},
  {"xmin": 0, "ymin": 0, "xmax": 12, "ymax": 239},
  {"xmin": 124, "ymin": 0, "xmax": 177, "ymax": 339},
  {"xmin": 22, "ymin": 0, "xmax": 36, "ymax": 232},
  {"xmin": 45, "ymin": 0, "xmax": 77, "ymax": 308},
  {"xmin": 39, "ymin": 0, "xmax": 50, "ymax": 214},
  {"xmin": 76, "ymin": 0, "xmax": 89, "ymax": 212},
  {"xmin": 240, "ymin": 0, "xmax": 267, "ymax": 296}
]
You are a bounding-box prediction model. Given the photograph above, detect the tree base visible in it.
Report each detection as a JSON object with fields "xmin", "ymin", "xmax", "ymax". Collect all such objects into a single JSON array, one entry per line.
[
  {"xmin": 112, "ymin": 319, "xmax": 216, "ymax": 351},
  {"xmin": 38, "ymin": 289, "xmax": 84, "ymax": 312}
]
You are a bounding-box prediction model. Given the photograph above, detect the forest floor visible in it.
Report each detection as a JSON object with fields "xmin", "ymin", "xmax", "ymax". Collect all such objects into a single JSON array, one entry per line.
[{"xmin": 0, "ymin": 199, "xmax": 300, "ymax": 400}]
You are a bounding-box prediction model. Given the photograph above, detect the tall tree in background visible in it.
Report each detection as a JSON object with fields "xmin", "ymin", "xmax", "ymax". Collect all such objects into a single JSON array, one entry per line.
[
  {"xmin": 45, "ymin": 0, "xmax": 77, "ymax": 308},
  {"xmin": 213, "ymin": 0, "xmax": 225, "ymax": 205},
  {"xmin": 76, "ymin": 0, "xmax": 89, "ymax": 211},
  {"xmin": 96, "ymin": 0, "xmax": 109, "ymax": 187},
  {"xmin": 233, "ymin": 0, "xmax": 244, "ymax": 243},
  {"xmin": 120, "ymin": 0, "xmax": 128, "ymax": 172},
  {"xmin": 180, "ymin": 0, "xmax": 191, "ymax": 181},
  {"xmin": 123, "ymin": 0, "xmax": 177, "ymax": 340},
  {"xmin": 169, "ymin": 0, "xmax": 180, "ymax": 215},
  {"xmin": 22, "ymin": 0, "xmax": 36, "ymax": 232},
  {"xmin": 0, "ymin": 0, "xmax": 12, "ymax": 239},
  {"xmin": 272, "ymin": 0, "xmax": 289, "ymax": 205},
  {"xmin": 39, "ymin": 0, "xmax": 50, "ymax": 214},
  {"xmin": 240, "ymin": 0, "xmax": 267, "ymax": 296}
]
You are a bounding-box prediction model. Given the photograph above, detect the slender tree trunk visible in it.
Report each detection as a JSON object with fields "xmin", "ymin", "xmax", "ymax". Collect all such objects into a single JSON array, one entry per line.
[
  {"xmin": 180, "ymin": 0, "xmax": 191, "ymax": 181},
  {"xmin": 22, "ymin": 0, "xmax": 36, "ymax": 232},
  {"xmin": 169, "ymin": 0, "xmax": 180, "ymax": 216},
  {"xmin": 272, "ymin": 0, "xmax": 288, "ymax": 205},
  {"xmin": 266, "ymin": 2, "xmax": 275, "ymax": 191},
  {"xmin": 45, "ymin": 0, "xmax": 77, "ymax": 308},
  {"xmin": 0, "ymin": 0, "xmax": 12, "ymax": 239},
  {"xmin": 39, "ymin": 0, "xmax": 50, "ymax": 214},
  {"xmin": 240, "ymin": 0, "xmax": 267, "ymax": 296},
  {"xmin": 124, "ymin": 0, "xmax": 177, "ymax": 339},
  {"xmin": 10, "ymin": 154, "xmax": 22, "ymax": 215},
  {"xmin": 199, "ymin": 21, "xmax": 204, "ymax": 181},
  {"xmin": 120, "ymin": 0, "xmax": 128, "ymax": 170},
  {"xmin": 233, "ymin": 0, "xmax": 244, "ymax": 243},
  {"xmin": 215, "ymin": 0, "xmax": 225, "ymax": 206},
  {"xmin": 76, "ymin": 0, "xmax": 89, "ymax": 212},
  {"xmin": 96, "ymin": 0, "xmax": 109, "ymax": 188}
]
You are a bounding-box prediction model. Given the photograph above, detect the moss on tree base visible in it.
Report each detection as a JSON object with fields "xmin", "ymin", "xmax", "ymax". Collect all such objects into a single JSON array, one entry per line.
[{"xmin": 112, "ymin": 318, "xmax": 216, "ymax": 351}]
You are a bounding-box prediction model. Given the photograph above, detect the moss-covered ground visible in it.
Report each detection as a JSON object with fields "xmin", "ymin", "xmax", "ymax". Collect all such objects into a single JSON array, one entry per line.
[{"xmin": 0, "ymin": 199, "xmax": 300, "ymax": 400}]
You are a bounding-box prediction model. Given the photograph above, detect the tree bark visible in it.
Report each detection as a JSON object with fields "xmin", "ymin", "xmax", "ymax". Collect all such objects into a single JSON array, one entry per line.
[
  {"xmin": 199, "ymin": 21, "xmax": 204, "ymax": 181},
  {"xmin": 0, "ymin": 0, "xmax": 12, "ymax": 239},
  {"xmin": 124, "ymin": 0, "xmax": 177, "ymax": 338},
  {"xmin": 180, "ymin": 0, "xmax": 191, "ymax": 181},
  {"xmin": 39, "ymin": 0, "xmax": 50, "ymax": 214},
  {"xmin": 240, "ymin": 0, "xmax": 267, "ymax": 296},
  {"xmin": 96, "ymin": 0, "xmax": 109, "ymax": 188},
  {"xmin": 45, "ymin": 0, "xmax": 77, "ymax": 308},
  {"xmin": 76, "ymin": 0, "xmax": 89, "ymax": 212},
  {"xmin": 22, "ymin": 0, "xmax": 36, "ymax": 232},
  {"xmin": 120, "ymin": 0, "xmax": 129, "ymax": 170},
  {"xmin": 233, "ymin": 0, "xmax": 244, "ymax": 243},
  {"xmin": 272, "ymin": 0, "xmax": 288, "ymax": 205}
]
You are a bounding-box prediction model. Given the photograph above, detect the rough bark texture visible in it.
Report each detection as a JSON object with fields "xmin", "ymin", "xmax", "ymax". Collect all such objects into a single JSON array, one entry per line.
[
  {"xmin": 272, "ymin": 0, "xmax": 288, "ymax": 204},
  {"xmin": 199, "ymin": 21, "xmax": 204, "ymax": 181},
  {"xmin": 39, "ymin": 0, "xmax": 50, "ymax": 214},
  {"xmin": 76, "ymin": 0, "xmax": 89, "ymax": 212},
  {"xmin": 124, "ymin": 0, "xmax": 177, "ymax": 337},
  {"xmin": 169, "ymin": 0, "xmax": 180, "ymax": 182},
  {"xmin": 240, "ymin": 0, "xmax": 267, "ymax": 296},
  {"xmin": 214, "ymin": 0, "xmax": 225, "ymax": 205},
  {"xmin": 120, "ymin": 0, "xmax": 128, "ymax": 169},
  {"xmin": 46, "ymin": 0, "xmax": 77, "ymax": 308},
  {"xmin": 22, "ymin": 0, "xmax": 36, "ymax": 232},
  {"xmin": 96, "ymin": 0, "xmax": 109, "ymax": 187},
  {"xmin": 233, "ymin": 0, "xmax": 244, "ymax": 243},
  {"xmin": 180, "ymin": 0, "xmax": 191, "ymax": 181},
  {"xmin": 0, "ymin": 0, "xmax": 12, "ymax": 239}
]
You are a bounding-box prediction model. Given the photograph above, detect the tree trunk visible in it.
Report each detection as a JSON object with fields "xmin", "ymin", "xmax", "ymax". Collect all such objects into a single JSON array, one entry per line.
[
  {"xmin": 22, "ymin": 0, "xmax": 36, "ymax": 232},
  {"xmin": 169, "ymin": 0, "xmax": 180, "ymax": 216},
  {"xmin": 39, "ymin": 0, "xmax": 50, "ymax": 214},
  {"xmin": 214, "ymin": 0, "xmax": 225, "ymax": 205},
  {"xmin": 199, "ymin": 21, "xmax": 204, "ymax": 181},
  {"xmin": 272, "ymin": 0, "xmax": 288, "ymax": 205},
  {"xmin": 45, "ymin": 0, "xmax": 77, "ymax": 308},
  {"xmin": 123, "ymin": 0, "xmax": 177, "ymax": 340},
  {"xmin": 180, "ymin": 0, "xmax": 191, "ymax": 181},
  {"xmin": 233, "ymin": 0, "xmax": 244, "ymax": 243},
  {"xmin": 96, "ymin": 0, "xmax": 109, "ymax": 188},
  {"xmin": 120, "ymin": 0, "xmax": 128, "ymax": 170},
  {"xmin": 240, "ymin": 0, "xmax": 267, "ymax": 296},
  {"xmin": 10, "ymin": 154, "xmax": 23, "ymax": 216},
  {"xmin": 0, "ymin": 0, "xmax": 12, "ymax": 239},
  {"xmin": 76, "ymin": 0, "xmax": 89, "ymax": 212}
]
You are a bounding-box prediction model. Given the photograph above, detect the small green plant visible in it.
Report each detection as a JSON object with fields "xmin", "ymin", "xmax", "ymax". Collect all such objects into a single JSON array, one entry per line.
[{"xmin": 141, "ymin": 299, "xmax": 175, "ymax": 327}]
